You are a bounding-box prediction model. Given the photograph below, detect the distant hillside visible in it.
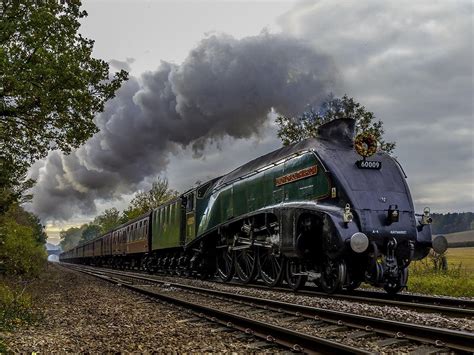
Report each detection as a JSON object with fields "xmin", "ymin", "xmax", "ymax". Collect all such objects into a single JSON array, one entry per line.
[
  {"xmin": 431, "ymin": 212, "xmax": 474, "ymax": 234},
  {"xmin": 440, "ymin": 230, "xmax": 474, "ymax": 248}
]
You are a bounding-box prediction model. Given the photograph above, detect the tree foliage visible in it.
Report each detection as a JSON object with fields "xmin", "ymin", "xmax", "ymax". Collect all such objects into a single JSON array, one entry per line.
[
  {"xmin": 93, "ymin": 207, "xmax": 122, "ymax": 234},
  {"xmin": 79, "ymin": 223, "xmax": 101, "ymax": 243},
  {"xmin": 0, "ymin": 204, "xmax": 47, "ymax": 277},
  {"xmin": 276, "ymin": 94, "xmax": 396, "ymax": 154},
  {"xmin": 0, "ymin": 0, "xmax": 128, "ymax": 212},
  {"xmin": 59, "ymin": 225, "xmax": 85, "ymax": 251},
  {"xmin": 122, "ymin": 178, "xmax": 178, "ymax": 221},
  {"xmin": 431, "ymin": 212, "xmax": 474, "ymax": 235},
  {"xmin": 2, "ymin": 203, "xmax": 47, "ymax": 245}
]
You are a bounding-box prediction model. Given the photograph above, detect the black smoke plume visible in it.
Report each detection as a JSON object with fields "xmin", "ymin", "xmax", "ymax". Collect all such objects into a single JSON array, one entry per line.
[{"xmin": 29, "ymin": 33, "xmax": 339, "ymax": 220}]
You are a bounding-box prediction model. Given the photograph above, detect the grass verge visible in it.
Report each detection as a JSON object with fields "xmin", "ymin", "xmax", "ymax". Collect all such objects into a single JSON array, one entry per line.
[
  {"xmin": 408, "ymin": 248, "xmax": 474, "ymax": 297},
  {"xmin": 0, "ymin": 282, "xmax": 38, "ymax": 333}
]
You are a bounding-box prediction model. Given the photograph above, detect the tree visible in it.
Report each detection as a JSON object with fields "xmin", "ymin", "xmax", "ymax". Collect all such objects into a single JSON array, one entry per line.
[
  {"xmin": 0, "ymin": 1, "xmax": 128, "ymax": 211},
  {"xmin": 0, "ymin": 204, "xmax": 47, "ymax": 276},
  {"xmin": 122, "ymin": 178, "xmax": 178, "ymax": 221},
  {"xmin": 80, "ymin": 223, "xmax": 101, "ymax": 243},
  {"xmin": 93, "ymin": 207, "xmax": 122, "ymax": 234},
  {"xmin": 2, "ymin": 203, "xmax": 47, "ymax": 245},
  {"xmin": 276, "ymin": 94, "xmax": 396, "ymax": 154},
  {"xmin": 59, "ymin": 225, "xmax": 85, "ymax": 251}
]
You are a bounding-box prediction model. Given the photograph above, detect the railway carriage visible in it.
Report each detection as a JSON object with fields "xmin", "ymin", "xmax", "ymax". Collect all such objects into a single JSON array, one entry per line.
[{"xmin": 60, "ymin": 118, "xmax": 447, "ymax": 294}]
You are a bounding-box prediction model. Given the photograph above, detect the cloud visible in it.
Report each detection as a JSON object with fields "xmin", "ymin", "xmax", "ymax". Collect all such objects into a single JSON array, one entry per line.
[
  {"xmin": 279, "ymin": 0, "xmax": 473, "ymax": 212},
  {"xmin": 29, "ymin": 32, "xmax": 339, "ymax": 221},
  {"xmin": 109, "ymin": 57, "xmax": 135, "ymax": 72}
]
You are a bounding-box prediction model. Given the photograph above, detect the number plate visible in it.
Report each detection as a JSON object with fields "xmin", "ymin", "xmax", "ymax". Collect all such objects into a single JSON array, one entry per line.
[{"xmin": 356, "ymin": 160, "xmax": 382, "ymax": 170}]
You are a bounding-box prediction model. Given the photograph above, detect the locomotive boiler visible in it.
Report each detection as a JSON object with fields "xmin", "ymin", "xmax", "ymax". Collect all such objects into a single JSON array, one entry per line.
[{"xmin": 60, "ymin": 118, "xmax": 447, "ymax": 294}]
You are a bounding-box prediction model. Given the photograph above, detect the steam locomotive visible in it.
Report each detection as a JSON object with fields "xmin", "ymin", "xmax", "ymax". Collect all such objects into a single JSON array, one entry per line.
[{"xmin": 60, "ymin": 118, "xmax": 447, "ymax": 294}]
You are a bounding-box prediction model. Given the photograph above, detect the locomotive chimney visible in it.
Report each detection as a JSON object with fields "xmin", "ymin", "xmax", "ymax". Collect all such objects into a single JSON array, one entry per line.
[{"xmin": 317, "ymin": 118, "xmax": 356, "ymax": 145}]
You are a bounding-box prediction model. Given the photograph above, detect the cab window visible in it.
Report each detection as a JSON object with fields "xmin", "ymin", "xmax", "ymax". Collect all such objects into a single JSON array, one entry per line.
[{"xmin": 186, "ymin": 193, "xmax": 194, "ymax": 212}]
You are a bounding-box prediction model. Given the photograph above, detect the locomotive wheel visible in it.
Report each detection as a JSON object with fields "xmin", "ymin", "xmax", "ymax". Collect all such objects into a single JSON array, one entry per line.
[
  {"xmin": 235, "ymin": 247, "xmax": 258, "ymax": 283},
  {"xmin": 384, "ymin": 267, "xmax": 408, "ymax": 295},
  {"xmin": 321, "ymin": 258, "xmax": 346, "ymax": 294},
  {"xmin": 216, "ymin": 245, "xmax": 234, "ymax": 282},
  {"xmin": 258, "ymin": 248, "xmax": 284, "ymax": 287},
  {"xmin": 285, "ymin": 258, "xmax": 307, "ymax": 290}
]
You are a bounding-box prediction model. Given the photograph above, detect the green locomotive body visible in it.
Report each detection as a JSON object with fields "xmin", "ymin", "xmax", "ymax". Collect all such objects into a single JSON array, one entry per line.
[{"xmin": 191, "ymin": 150, "xmax": 331, "ymax": 239}]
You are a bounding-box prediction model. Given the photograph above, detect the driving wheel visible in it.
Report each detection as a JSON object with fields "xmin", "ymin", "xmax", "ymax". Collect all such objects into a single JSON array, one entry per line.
[
  {"xmin": 216, "ymin": 244, "xmax": 234, "ymax": 282},
  {"xmin": 235, "ymin": 246, "xmax": 258, "ymax": 283},
  {"xmin": 258, "ymin": 248, "xmax": 284, "ymax": 287},
  {"xmin": 285, "ymin": 258, "xmax": 307, "ymax": 291}
]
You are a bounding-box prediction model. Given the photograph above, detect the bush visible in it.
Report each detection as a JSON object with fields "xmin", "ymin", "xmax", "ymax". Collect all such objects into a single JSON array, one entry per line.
[{"xmin": 0, "ymin": 218, "xmax": 47, "ymax": 278}]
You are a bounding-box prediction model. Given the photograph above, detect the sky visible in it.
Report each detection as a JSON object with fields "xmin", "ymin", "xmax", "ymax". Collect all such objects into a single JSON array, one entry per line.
[{"xmin": 26, "ymin": 0, "xmax": 473, "ymax": 244}]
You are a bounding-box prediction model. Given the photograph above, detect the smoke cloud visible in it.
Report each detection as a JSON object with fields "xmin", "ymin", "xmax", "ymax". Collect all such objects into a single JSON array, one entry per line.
[{"xmin": 29, "ymin": 33, "xmax": 339, "ymax": 221}]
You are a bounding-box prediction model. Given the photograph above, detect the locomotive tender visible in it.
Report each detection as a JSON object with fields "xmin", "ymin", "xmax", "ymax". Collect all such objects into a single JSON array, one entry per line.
[{"xmin": 60, "ymin": 118, "xmax": 447, "ymax": 294}]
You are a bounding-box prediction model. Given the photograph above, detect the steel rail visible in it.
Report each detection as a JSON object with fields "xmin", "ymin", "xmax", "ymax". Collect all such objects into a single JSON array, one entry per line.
[
  {"xmin": 67, "ymin": 265, "xmax": 371, "ymax": 355},
  {"xmin": 338, "ymin": 288, "xmax": 474, "ymax": 309},
  {"xmin": 66, "ymin": 263, "xmax": 474, "ymax": 317},
  {"xmin": 66, "ymin": 264, "xmax": 474, "ymax": 353},
  {"xmin": 229, "ymin": 282, "xmax": 474, "ymax": 318}
]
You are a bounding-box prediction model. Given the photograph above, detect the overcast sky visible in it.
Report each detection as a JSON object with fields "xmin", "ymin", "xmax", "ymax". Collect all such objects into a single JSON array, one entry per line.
[{"xmin": 28, "ymin": 0, "xmax": 473, "ymax": 244}]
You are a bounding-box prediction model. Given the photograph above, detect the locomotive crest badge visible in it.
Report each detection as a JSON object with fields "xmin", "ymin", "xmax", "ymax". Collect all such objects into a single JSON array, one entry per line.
[{"xmin": 354, "ymin": 132, "xmax": 382, "ymax": 169}]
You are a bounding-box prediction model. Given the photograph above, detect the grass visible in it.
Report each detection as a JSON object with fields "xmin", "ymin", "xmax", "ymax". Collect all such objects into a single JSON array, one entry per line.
[
  {"xmin": 0, "ymin": 282, "xmax": 38, "ymax": 332},
  {"xmin": 444, "ymin": 247, "xmax": 474, "ymax": 272},
  {"xmin": 0, "ymin": 282, "xmax": 38, "ymax": 354},
  {"xmin": 407, "ymin": 247, "xmax": 474, "ymax": 297}
]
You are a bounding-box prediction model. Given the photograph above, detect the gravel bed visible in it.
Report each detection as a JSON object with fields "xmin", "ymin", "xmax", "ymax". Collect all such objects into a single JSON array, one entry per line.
[
  {"xmin": 148, "ymin": 284, "xmax": 424, "ymax": 353},
  {"xmin": 1, "ymin": 264, "xmax": 282, "ymax": 352},
  {"xmin": 135, "ymin": 273, "xmax": 474, "ymax": 333}
]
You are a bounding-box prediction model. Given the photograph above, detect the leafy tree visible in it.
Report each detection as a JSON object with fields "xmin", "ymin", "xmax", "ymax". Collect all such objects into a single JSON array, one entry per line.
[
  {"xmin": 59, "ymin": 225, "xmax": 85, "ymax": 251},
  {"xmin": 276, "ymin": 94, "xmax": 396, "ymax": 154},
  {"xmin": 0, "ymin": 159, "xmax": 34, "ymax": 215},
  {"xmin": 0, "ymin": 0, "xmax": 128, "ymax": 212},
  {"xmin": 122, "ymin": 178, "xmax": 178, "ymax": 221},
  {"xmin": 80, "ymin": 223, "xmax": 101, "ymax": 243},
  {"xmin": 0, "ymin": 205, "xmax": 47, "ymax": 277},
  {"xmin": 2, "ymin": 203, "xmax": 46, "ymax": 244},
  {"xmin": 93, "ymin": 207, "xmax": 122, "ymax": 233}
]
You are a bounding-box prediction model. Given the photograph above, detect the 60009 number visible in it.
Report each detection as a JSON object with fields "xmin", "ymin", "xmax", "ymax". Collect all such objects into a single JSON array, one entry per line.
[{"xmin": 356, "ymin": 160, "xmax": 382, "ymax": 170}]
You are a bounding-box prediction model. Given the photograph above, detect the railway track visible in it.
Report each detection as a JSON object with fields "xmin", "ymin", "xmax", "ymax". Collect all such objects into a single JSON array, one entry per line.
[
  {"xmin": 234, "ymin": 282, "xmax": 474, "ymax": 318},
  {"xmin": 64, "ymin": 263, "xmax": 474, "ymax": 354},
  {"xmin": 66, "ymin": 263, "xmax": 474, "ymax": 318}
]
